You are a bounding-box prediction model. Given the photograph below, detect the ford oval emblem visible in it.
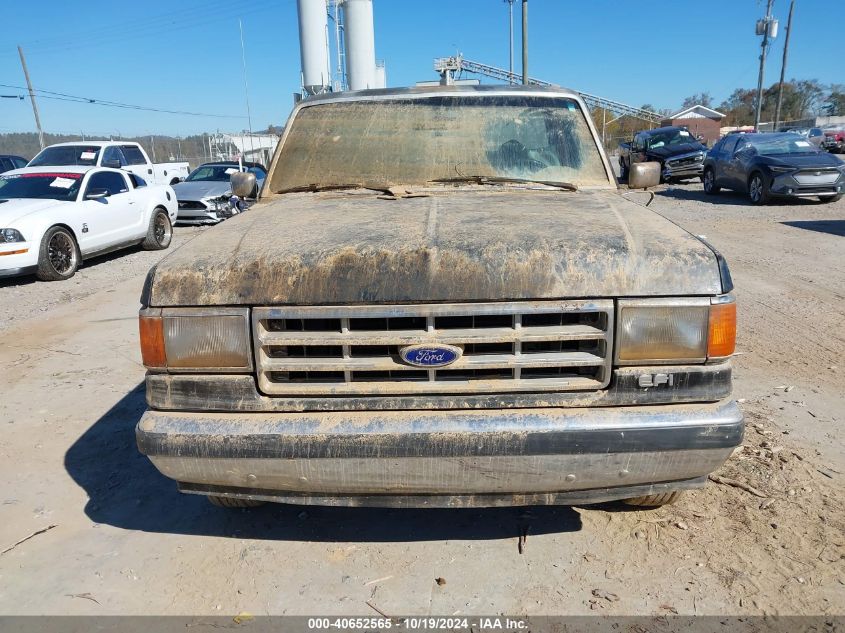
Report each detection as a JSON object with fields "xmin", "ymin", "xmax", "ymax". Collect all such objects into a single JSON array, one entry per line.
[{"xmin": 399, "ymin": 344, "xmax": 462, "ymax": 368}]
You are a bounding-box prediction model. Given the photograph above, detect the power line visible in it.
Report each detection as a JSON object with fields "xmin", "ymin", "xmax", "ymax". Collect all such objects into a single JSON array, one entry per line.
[{"xmin": 0, "ymin": 83, "xmax": 246, "ymax": 119}]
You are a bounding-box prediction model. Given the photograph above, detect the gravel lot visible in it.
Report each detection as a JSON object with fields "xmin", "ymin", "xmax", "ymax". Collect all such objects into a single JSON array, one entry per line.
[{"xmin": 0, "ymin": 185, "xmax": 842, "ymax": 616}]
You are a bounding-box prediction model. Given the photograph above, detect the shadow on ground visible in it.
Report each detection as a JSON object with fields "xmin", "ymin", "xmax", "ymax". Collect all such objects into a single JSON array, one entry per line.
[
  {"xmin": 655, "ymin": 186, "xmax": 822, "ymax": 207},
  {"xmin": 0, "ymin": 244, "xmax": 146, "ymax": 289},
  {"xmin": 782, "ymin": 220, "xmax": 845, "ymax": 237},
  {"xmin": 64, "ymin": 384, "xmax": 582, "ymax": 542}
]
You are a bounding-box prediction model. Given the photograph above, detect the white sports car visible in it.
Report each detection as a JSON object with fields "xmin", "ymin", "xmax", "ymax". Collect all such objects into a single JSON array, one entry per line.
[{"xmin": 0, "ymin": 166, "xmax": 177, "ymax": 281}]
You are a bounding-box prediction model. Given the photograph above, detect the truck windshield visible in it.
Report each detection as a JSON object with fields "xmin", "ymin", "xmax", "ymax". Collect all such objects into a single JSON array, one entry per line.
[
  {"xmin": 0, "ymin": 173, "xmax": 83, "ymax": 201},
  {"xmin": 646, "ymin": 129, "xmax": 697, "ymax": 149},
  {"xmin": 29, "ymin": 146, "xmax": 102, "ymax": 167},
  {"xmin": 186, "ymin": 164, "xmax": 241, "ymax": 182},
  {"xmin": 269, "ymin": 95, "xmax": 611, "ymax": 192},
  {"xmin": 745, "ymin": 134, "xmax": 821, "ymax": 156}
]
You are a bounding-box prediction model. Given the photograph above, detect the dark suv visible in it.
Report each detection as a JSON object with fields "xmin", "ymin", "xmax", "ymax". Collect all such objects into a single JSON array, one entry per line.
[
  {"xmin": 619, "ymin": 126, "xmax": 707, "ymax": 182},
  {"xmin": 703, "ymin": 132, "xmax": 844, "ymax": 204}
]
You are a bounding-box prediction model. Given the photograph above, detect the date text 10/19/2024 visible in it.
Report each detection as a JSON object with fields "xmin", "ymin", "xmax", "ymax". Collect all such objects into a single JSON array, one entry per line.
[{"xmin": 307, "ymin": 618, "xmax": 529, "ymax": 630}]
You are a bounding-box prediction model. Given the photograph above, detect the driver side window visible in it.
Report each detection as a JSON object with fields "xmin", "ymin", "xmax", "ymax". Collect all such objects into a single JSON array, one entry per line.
[{"xmin": 86, "ymin": 171, "xmax": 129, "ymax": 197}]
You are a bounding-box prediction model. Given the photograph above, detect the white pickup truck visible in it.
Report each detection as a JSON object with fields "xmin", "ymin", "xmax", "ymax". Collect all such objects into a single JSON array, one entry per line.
[{"xmin": 28, "ymin": 141, "xmax": 189, "ymax": 186}]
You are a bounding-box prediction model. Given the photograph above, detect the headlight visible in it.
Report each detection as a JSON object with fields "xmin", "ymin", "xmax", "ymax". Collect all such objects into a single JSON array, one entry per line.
[
  {"xmin": 616, "ymin": 296, "xmax": 736, "ymax": 364},
  {"xmin": 769, "ymin": 165, "xmax": 793, "ymax": 173},
  {"xmin": 139, "ymin": 308, "xmax": 251, "ymax": 371},
  {"xmin": 1, "ymin": 228, "xmax": 25, "ymax": 243}
]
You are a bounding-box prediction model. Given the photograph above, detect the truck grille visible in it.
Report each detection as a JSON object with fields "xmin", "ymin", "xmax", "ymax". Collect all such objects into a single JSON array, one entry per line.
[
  {"xmin": 666, "ymin": 154, "xmax": 703, "ymax": 168},
  {"xmin": 177, "ymin": 200, "xmax": 207, "ymax": 210},
  {"xmin": 252, "ymin": 301, "xmax": 613, "ymax": 396},
  {"xmin": 794, "ymin": 169, "xmax": 840, "ymax": 185}
]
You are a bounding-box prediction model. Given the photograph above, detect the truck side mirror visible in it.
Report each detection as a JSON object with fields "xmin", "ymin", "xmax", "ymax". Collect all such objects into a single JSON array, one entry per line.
[
  {"xmin": 628, "ymin": 161, "xmax": 660, "ymax": 189},
  {"xmin": 103, "ymin": 159, "xmax": 122, "ymax": 170},
  {"xmin": 231, "ymin": 171, "xmax": 257, "ymax": 198}
]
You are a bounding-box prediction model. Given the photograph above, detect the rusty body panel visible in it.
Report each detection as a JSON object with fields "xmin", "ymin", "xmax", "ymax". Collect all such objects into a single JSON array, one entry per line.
[{"xmin": 144, "ymin": 189, "xmax": 722, "ymax": 307}]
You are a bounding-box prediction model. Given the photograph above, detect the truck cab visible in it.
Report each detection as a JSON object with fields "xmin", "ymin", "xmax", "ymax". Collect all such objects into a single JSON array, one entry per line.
[{"xmin": 29, "ymin": 141, "xmax": 189, "ymax": 186}]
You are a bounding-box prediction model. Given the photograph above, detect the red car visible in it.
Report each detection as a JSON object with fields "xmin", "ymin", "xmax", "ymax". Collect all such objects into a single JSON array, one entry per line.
[{"xmin": 822, "ymin": 128, "xmax": 844, "ymax": 153}]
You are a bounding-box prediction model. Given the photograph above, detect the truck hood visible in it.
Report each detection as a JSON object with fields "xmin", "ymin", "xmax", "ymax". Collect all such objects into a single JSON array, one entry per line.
[
  {"xmin": 172, "ymin": 180, "xmax": 232, "ymax": 201},
  {"xmin": 0, "ymin": 198, "xmax": 66, "ymax": 226},
  {"xmin": 144, "ymin": 189, "xmax": 724, "ymax": 306}
]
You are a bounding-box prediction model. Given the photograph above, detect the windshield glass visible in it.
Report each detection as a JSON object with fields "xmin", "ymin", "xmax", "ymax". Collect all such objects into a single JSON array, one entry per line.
[
  {"xmin": 186, "ymin": 164, "xmax": 242, "ymax": 182},
  {"xmin": 745, "ymin": 134, "xmax": 820, "ymax": 155},
  {"xmin": 0, "ymin": 172, "xmax": 83, "ymax": 201},
  {"xmin": 269, "ymin": 95, "xmax": 611, "ymax": 192},
  {"xmin": 646, "ymin": 129, "xmax": 697, "ymax": 149},
  {"xmin": 29, "ymin": 146, "xmax": 101, "ymax": 167}
]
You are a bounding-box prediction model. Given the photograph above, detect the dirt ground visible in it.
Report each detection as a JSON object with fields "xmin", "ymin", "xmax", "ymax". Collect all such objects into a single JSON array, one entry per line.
[{"xmin": 0, "ymin": 185, "xmax": 842, "ymax": 616}]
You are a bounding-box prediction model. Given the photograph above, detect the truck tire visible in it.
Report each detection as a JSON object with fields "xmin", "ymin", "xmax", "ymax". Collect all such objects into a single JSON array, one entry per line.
[
  {"xmin": 208, "ymin": 496, "xmax": 265, "ymax": 508},
  {"xmin": 36, "ymin": 226, "xmax": 80, "ymax": 281},
  {"xmin": 748, "ymin": 172, "xmax": 770, "ymax": 205},
  {"xmin": 619, "ymin": 161, "xmax": 628, "ymax": 181},
  {"xmin": 142, "ymin": 207, "xmax": 172, "ymax": 250},
  {"xmin": 819, "ymin": 194, "xmax": 842, "ymax": 203},
  {"xmin": 703, "ymin": 168, "xmax": 720, "ymax": 194},
  {"xmin": 623, "ymin": 491, "xmax": 683, "ymax": 507}
]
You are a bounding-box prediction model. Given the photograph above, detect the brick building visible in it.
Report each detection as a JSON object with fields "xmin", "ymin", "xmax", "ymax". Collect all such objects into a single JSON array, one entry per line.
[{"xmin": 660, "ymin": 105, "xmax": 725, "ymax": 146}]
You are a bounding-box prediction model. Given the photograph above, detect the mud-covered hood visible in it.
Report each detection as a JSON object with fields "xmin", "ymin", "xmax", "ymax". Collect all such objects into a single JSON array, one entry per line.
[
  {"xmin": 145, "ymin": 189, "xmax": 724, "ymax": 306},
  {"xmin": 0, "ymin": 198, "xmax": 66, "ymax": 226}
]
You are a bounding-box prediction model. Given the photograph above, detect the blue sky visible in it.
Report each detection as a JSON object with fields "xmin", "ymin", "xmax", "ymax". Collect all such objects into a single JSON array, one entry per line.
[{"xmin": 1, "ymin": 0, "xmax": 841, "ymax": 137}]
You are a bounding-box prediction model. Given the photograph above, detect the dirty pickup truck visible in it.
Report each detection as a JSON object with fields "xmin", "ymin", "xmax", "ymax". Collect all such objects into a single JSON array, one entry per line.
[{"xmin": 136, "ymin": 85, "xmax": 741, "ymax": 510}]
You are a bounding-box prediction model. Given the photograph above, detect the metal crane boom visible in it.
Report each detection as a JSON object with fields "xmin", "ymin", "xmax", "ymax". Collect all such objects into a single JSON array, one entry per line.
[{"xmin": 434, "ymin": 56, "xmax": 662, "ymax": 124}]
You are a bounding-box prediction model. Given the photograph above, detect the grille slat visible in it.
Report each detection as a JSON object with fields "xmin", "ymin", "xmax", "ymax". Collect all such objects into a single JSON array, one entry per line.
[
  {"xmin": 260, "ymin": 351, "xmax": 605, "ymax": 372},
  {"xmin": 253, "ymin": 301, "xmax": 613, "ymax": 396},
  {"xmin": 257, "ymin": 324, "xmax": 605, "ymax": 346}
]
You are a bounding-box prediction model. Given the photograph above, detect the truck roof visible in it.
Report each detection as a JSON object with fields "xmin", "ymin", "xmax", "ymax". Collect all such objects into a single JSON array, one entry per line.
[
  {"xmin": 300, "ymin": 83, "xmax": 583, "ymax": 105},
  {"xmin": 44, "ymin": 141, "xmax": 139, "ymax": 148}
]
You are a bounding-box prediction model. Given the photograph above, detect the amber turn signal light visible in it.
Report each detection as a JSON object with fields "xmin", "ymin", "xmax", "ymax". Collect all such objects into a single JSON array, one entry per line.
[
  {"xmin": 139, "ymin": 315, "xmax": 166, "ymax": 368},
  {"xmin": 708, "ymin": 301, "xmax": 736, "ymax": 358}
]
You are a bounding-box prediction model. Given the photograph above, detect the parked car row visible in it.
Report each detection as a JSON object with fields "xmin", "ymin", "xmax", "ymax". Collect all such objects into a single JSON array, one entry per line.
[
  {"xmin": 619, "ymin": 123, "xmax": 845, "ymax": 205},
  {"xmin": 0, "ymin": 136, "xmax": 269, "ymax": 280}
]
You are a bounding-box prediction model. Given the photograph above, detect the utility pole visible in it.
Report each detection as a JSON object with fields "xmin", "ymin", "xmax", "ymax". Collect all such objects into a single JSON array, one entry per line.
[
  {"xmin": 17, "ymin": 45, "xmax": 45, "ymax": 150},
  {"xmin": 521, "ymin": 0, "xmax": 528, "ymax": 85},
  {"xmin": 774, "ymin": 0, "xmax": 795, "ymax": 129},
  {"xmin": 239, "ymin": 19, "xmax": 256, "ymax": 158},
  {"xmin": 505, "ymin": 0, "xmax": 515, "ymax": 82},
  {"xmin": 754, "ymin": 0, "xmax": 775, "ymax": 131}
]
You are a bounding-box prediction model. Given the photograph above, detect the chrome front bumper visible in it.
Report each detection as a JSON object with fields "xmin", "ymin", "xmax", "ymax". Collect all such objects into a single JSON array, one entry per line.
[{"xmin": 137, "ymin": 400, "xmax": 743, "ymax": 507}]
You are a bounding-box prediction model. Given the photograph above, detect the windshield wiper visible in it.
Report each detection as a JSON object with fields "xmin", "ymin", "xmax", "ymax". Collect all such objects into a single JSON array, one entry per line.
[
  {"xmin": 276, "ymin": 182, "xmax": 395, "ymax": 195},
  {"xmin": 429, "ymin": 176, "xmax": 577, "ymax": 191}
]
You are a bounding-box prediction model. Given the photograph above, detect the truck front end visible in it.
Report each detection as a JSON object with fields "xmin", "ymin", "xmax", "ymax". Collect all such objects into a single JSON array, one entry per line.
[{"xmin": 135, "ymin": 86, "xmax": 742, "ymax": 508}]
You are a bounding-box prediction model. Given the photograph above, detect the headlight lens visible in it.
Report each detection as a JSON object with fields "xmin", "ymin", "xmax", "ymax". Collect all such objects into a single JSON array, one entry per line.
[
  {"xmin": 617, "ymin": 297, "xmax": 735, "ymax": 363},
  {"xmin": 769, "ymin": 165, "xmax": 793, "ymax": 173},
  {"xmin": 1, "ymin": 228, "xmax": 25, "ymax": 243},
  {"xmin": 139, "ymin": 309, "xmax": 251, "ymax": 371}
]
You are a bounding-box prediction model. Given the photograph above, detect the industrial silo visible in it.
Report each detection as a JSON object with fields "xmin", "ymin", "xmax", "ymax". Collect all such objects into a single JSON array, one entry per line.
[
  {"xmin": 343, "ymin": 0, "xmax": 376, "ymax": 90},
  {"xmin": 297, "ymin": 0, "xmax": 331, "ymax": 94}
]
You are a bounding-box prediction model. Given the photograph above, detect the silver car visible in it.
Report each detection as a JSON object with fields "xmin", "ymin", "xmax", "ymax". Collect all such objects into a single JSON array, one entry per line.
[{"xmin": 173, "ymin": 162, "xmax": 267, "ymax": 225}]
